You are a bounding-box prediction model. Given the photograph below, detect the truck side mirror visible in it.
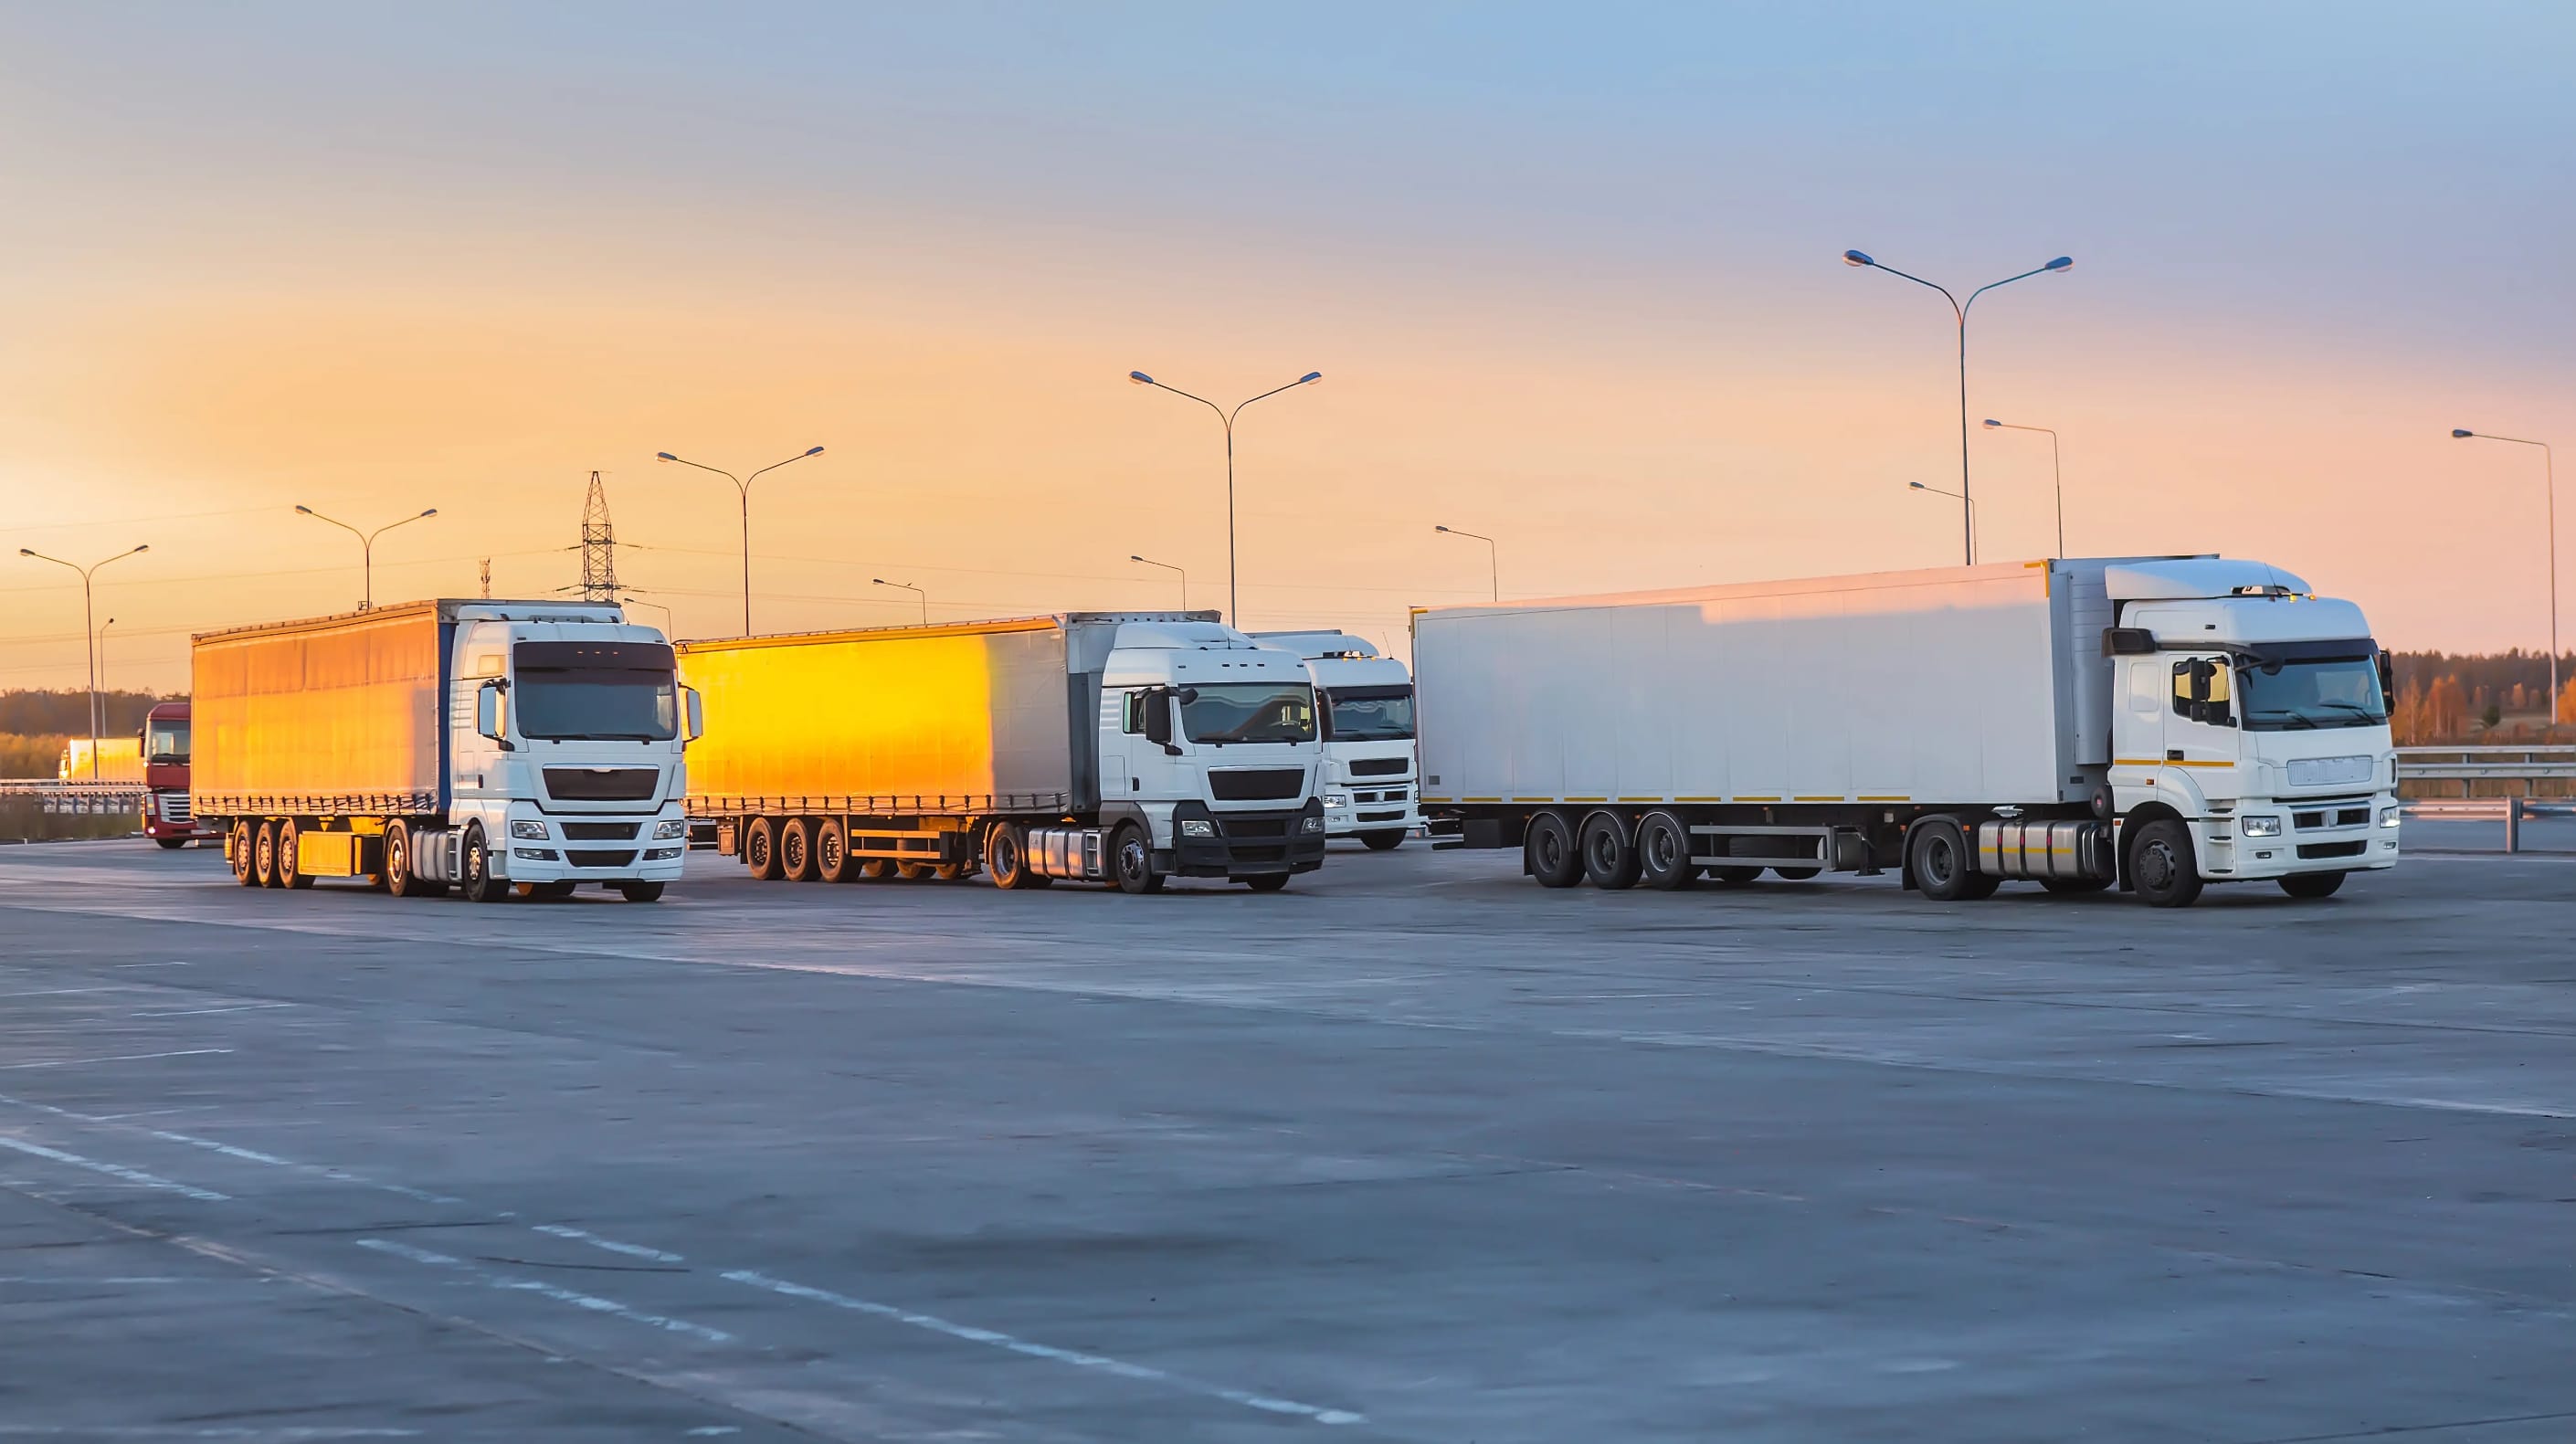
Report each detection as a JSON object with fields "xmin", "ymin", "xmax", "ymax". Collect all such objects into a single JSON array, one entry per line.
[
  {"xmin": 1142, "ymin": 689, "xmax": 1181, "ymax": 754},
  {"xmin": 683, "ymin": 686, "xmax": 704, "ymax": 743},
  {"xmin": 476, "ymin": 681, "xmax": 516, "ymax": 752}
]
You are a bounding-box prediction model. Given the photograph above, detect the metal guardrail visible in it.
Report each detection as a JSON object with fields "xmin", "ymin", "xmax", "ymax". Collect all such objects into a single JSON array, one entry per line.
[{"xmin": 2395, "ymin": 748, "xmax": 2576, "ymax": 851}]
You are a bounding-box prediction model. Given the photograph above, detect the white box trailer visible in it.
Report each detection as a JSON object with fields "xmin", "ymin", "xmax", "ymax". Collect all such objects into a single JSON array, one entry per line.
[{"xmin": 1415, "ymin": 557, "xmax": 2401, "ymax": 907}]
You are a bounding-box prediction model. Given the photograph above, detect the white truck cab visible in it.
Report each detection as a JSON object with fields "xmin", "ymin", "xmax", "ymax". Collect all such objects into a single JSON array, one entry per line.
[
  {"xmin": 2103, "ymin": 559, "xmax": 2399, "ymax": 902},
  {"xmin": 1252, "ymin": 630, "xmax": 1419, "ymax": 849}
]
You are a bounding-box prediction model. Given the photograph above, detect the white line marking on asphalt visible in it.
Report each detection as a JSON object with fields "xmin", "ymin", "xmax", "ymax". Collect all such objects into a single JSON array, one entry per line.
[
  {"xmin": 0, "ymin": 1136, "xmax": 230, "ymax": 1201},
  {"xmin": 128, "ymin": 1002, "xmax": 296, "ymax": 1018},
  {"xmin": 0, "ymin": 987, "xmax": 124, "ymax": 998},
  {"xmin": 0, "ymin": 1049, "xmax": 233, "ymax": 1071},
  {"xmin": 0, "ymin": 1428, "xmax": 420, "ymax": 1439},
  {"xmin": 533, "ymin": 1223, "xmax": 687, "ymax": 1263},
  {"xmin": 355, "ymin": 1238, "xmax": 733, "ymax": 1344},
  {"xmin": 684, "ymin": 1430, "xmax": 741, "ymax": 1438},
  {"xmin": 111, "ymin": 960, "xmax": 192, "ymax": 967},
  {"xmin": 721, "ymin": 1269, "xmax": 1365, "ymax": 1426}
]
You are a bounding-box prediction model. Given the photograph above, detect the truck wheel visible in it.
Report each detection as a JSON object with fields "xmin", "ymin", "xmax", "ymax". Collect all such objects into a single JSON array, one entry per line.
[
  {"xmin": 2127, "ymin": 819, "xmax": 2203, "ymax": 908},
  {"xmin": 230, "ymin": 821, "xmax": 258, "ymax": 885},
  {"xmin": 932, "ymin": 862, "xmax": 969, "ymax": 881},
  {"xmin": 779, "ymin": 817, "xmax": 817, "ymax": 882},
  {"xmin": 460, "ymin": 826, "xmax": 509, "ymax": 904},
  {"xmin": 385, "ymin": 823, "xmax": 418, "ymax": 897},
  {"xmin": 1908, "ymin": 819, "xmax": 1998, "ymax": 901},
  {"xmin": 1707, "ymin": 865, "xmax": 1763, "ymax": 885},
  {"xmin": 1770, "ymin": 867, "xmax": 1820, "ymax": 881},
  {"xmin": 276, "ymin": 821, "xmax": 314, "ymax": 889},
  {"xmin": 529, "ymin": 880, "xmax": 577, "ymax": 901},
  {"xmin": 1524, "ymin": 811, "xmax": 1582, "ymax": 889},
  {"xmin": 1579, "ymin": 812, "xmax": 1642, "ymax": 890},
  {"xmin": 1242, "ymin": 873, "xmax": 1291, "ymax": 892},
  {"xmin": 1635, "ymin": 811, "xmax": 1697, "ymax": 891},
  {"xmin": 155, "ymin": 838, "xmax": 188, "ymax": 851},
  {"xmin": 896, "ymin": 862, "xmax": 931, "ymax": 881},
  {"xmin": 744, "ymin": 817, "xmax": 780, "ymax": 881},
  {"xmin": 987, "ymin": 823, "xmax": 1045, "ymax": 891},
  {"xmin": 856, "ymin": 859, "xmax": 894, "ymax": 881},
  {"xmin": 2279, "ymin": 870, "xmax": 2346, "ymax": 900},
  {"xmin": 1359, "ymin": 830, "xmax": 1404, "ymax": 852},
  {"xmin": 815, "ymin": 818, "xmax": 857, "ymax": 883},
  {"xmin": 618, "ymin": 880, "xmax": 665, "ymax": 903},
  {"xmin": 1111, "ymin": 824, "xmax": 1163, "ymax": 895},
  {"xmin": 253, "ymin": 820, "xmax": 280, "ymax": 889}
]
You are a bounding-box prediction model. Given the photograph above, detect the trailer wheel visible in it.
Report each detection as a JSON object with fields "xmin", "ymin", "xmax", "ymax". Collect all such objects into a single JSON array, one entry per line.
[
  {"xmin": 896, "ymin": 862, "xmax": 931, "ymax": 881},
  {"xmin": 856, "ymin": 859, "xmax": 894, "ymax": 881},
  {"xmin": 1524, "ymin": 811, "xmax": 1582, "ymax": 889},
  {"xmin": 1579, "ymin": 812, "xmax": 1642, "ymax": 890},
  {"xmin": 2127, "ymin": 819, "xmax": 2203, "ymax": 908},
  {"xmin": 618, "ymin": 880, "xmax": 665, "ymax": 903},
  {"xmin": 1359, "ymin": 830, "xmax": 1405, "ymax": 851},
  {"xmin": 1111, "ymin": 824, "xmax": 1163, "ymax": 894},
  {"xmin": 253, "ymin": 820, "xmax": 280, "ymax": 889},
  {"xmin": 276, "ymin": 820, "xmax": 314, "ymax": 889},
  {"xmin": 1769, "ymin": 867, "xmax": 1820, "ymax": 881},
  {"xmin": 815, "ymin": 818, "xmax": 859, "ymax": 883},
  {"xmin": 987, "ymin": 823, "xmax": 1047, "ymax": 891},
  {"xmin": 744, "ymin": 817, "xmax": 780, "ymax": 881},
  {"xmin": 2278, "ymin": 870, "xmax": 2345, "ymax": 900},
  {"xmin": 460, "ymin": 825, "xmax": 509, "ymax": 904},
  {"xmin": 1907, "ymin": 819, "xmax": 1998, "ymax": 901},
  {"xmin": 779, "ymin": 817, "xmax": 818, "ymax": 882},
  {"xmin": 932, "ymin": 862, "xmax": 969, "ymax": 881},
  {"xmin": 229, "ymin": 821, "xmax": 258, "ymax": 886},
  {"xmin": 1635, "ymin": 812, "xmax": 1697, "ymax": 891}
]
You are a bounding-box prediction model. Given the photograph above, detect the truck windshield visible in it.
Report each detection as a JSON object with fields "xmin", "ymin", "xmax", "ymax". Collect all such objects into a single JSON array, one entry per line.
[
  {"xmin": 512, "ymin": 641, "xmax": 679, "ymax": 741},
  {"xmin": 1181, "ymin": 682, "xmax": 1318, "ymax": 745},
  {"xmin": 146, "ymin": 719, "xmax": 189, "ymax": 764},
  {"xmin": 2239, "ymin": 658, "xmax": 2388, "ymax": 731},
  {"xmin": 1325, "ymin": 685, "xmax": 1414, "ymax": 742}
]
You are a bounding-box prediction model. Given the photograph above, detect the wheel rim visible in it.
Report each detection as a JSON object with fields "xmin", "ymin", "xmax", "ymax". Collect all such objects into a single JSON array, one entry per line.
[
  {"xmin": 819, "ymin": 829, "xmax": 842, "ymax": 874},
  {"xmin": 388, "ymin": 832, "xmax": 406, "ymax": 880},
  {"xmin": 1923, "ymin": 836, "xmax": 1956, "ymax": 886},
  {"xmin": 2138, "ymin": 841, "xmax": 2176, "ymax": 891},
  {"xmin": 465, "ymin": 838, "xmax": 484, "ymax": 888},
  {"xmin": 1120, "ymin": 837, "xmax": 1146, "ymax": 881},
  {"xmin": 746, "ymin": 828, "xmax": 770, "ymax": 872},
  {"xmin": 784, "ymin": 829, "xmax": 808, "ymax": 874},
  {"xmin": 1645, "ymin": 825, "xmax": 1677, "ymax": 872},
  {"xmin": 1535, "ymin": 830, "xmax": 1564, "ymax": 873},
  {"xmin": 995, "ymin": 833, "xmax": 1019, "ymax": 877},
  {"xmin": 1588, "ymin": 833, "xmax": 1615, "ymax": 872}
]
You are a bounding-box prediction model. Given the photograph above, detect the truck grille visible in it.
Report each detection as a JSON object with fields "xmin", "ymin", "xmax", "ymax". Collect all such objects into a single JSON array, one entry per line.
[
  {"xmin": 565, "ymin": 849, "xmax": 639, "ymax": 869},
  {"xmin": 1221, "ymin": 817, "xmax": 1291, "ymax": 838},
  {"xmin": 560, "ymin": 821, "xmax": 641, "ymax": 840},
  {"xmin": 160, "ymin": 794, "xmax": 192, "ymax": 822},
  {"xmin": 544, "ymin": 768, "xmax": 660, "ymax": 802},
  {"xmin": 1209, "ymin": 769, "xmax": 1305, "ymax": 802},
  {"xmin": 1347, "ymin": 757, "xmax": 1409, "ymax": 777},
  {"xmin": 2296, "ymin": 840, "xmax": 2367, "ymax": 860},
  {"xmin": 2292, "ymin": 806, "xmax": 2370, "ymax": 830}
]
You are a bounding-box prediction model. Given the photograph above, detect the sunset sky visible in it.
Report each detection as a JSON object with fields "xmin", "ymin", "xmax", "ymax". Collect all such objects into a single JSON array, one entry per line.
[{"xmin": 4, "ymin": 3, "xmax": 2571, "ymax": 694}]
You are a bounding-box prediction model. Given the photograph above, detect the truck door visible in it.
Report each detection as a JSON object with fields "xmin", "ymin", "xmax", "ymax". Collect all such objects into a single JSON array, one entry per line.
[{"xmin": 2164, "ymin": 655, "xmax": 2242, "ymax": 796}]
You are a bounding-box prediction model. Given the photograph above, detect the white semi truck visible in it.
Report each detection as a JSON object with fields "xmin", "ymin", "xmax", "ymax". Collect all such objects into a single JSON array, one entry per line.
[
  {"xmin": 1415, "ymin": 557, "xmax": 2399, "ymax": 907},
  {"xmin": 678, "ymin": 613, "xmax": 1328, "ymax": 892},
  {"xmin": 192, "ymin": 599, "xmax": 700, "ymax": 903},
  {"xmin": 1252, "ymin": 630, "xmax": 1420, "ymax": 849}
]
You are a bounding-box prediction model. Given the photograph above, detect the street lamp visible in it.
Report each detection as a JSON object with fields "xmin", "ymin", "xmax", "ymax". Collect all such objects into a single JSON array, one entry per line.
[
  {"xmin": 2452, "ymin": 427, "xmax": 2560, "ymax": 708},
  {"xmin": 294, "ymin": 505, "xmax": 438, "ymax": 611},
  {"xmin": 1130, "ymin": 553, "xmax": 1187, "ymax": 610},
  {"xmin": 16, "ymin": 544, "xmax": 148, "ymax": 778},
  {"xmin": 97, "ymin": 618, "xmax": 115, "ymax": 708},
  {"xmin": 1982, "ymin": 418, "xmax": 2064, "ymax": 557},
  {"xmin": 1843, "ymin": 249, "xmax": 2073, "ymax": 564},
  {"xmin": 1433, "ymin": 525, "xmax": 1499, "ymax": 602},
  {"xmin": 1128, "ymin": 369, "xmax": 1323, "ymax": 625},
  {"xmin": 655, "ymin": 446, "xmax": 826, "ymax": 635},
  {"xmin": 1908, "ymin": 482, "xmax": 1978, "ymax": 554},
  {"xmin": 872, "ymin": 578, "xmax": 926, "ymax": 623},
  {"xmin": 618, "ymin": 595, "xmax": 676, "ymax": 635}
]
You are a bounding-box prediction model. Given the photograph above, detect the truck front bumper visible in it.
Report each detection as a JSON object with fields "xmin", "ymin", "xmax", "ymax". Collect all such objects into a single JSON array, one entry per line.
[
  {"xmin": 1159, "ymin": 800, "xmax": 1328, "ymax": 879},
  {"xmin": 1325, "ymin": 785, "xmax": 1419, "ymax": 838},
  {"xmin": 495, "ymin": 807, "xmax": 691, "ymax": 884},
  {"xmin": 2194, "ymin": 799, "xmax": 2400, "ymax": 881}
]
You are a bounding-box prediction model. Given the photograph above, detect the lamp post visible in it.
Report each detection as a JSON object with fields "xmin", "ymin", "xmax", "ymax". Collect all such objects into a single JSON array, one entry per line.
[
  {"xmin": 293, "ymin": 505, "xmax": 438, "ymax": 611},
  {"xmin": 97, "ymin": 618, "xmax": 115, "ymax": 712},
  {"xmin": 1982, "ymin": 418, "xmax": 2064, "ymax": 557},
  {"xmin": 1843, "ymin": 249, "xmax": 2073, "ymax": 564},
  {"xmin": 1128, "ymin": 369, "xmax": 1323, "ymax": 626},
  {"xmin": 1908, "ymin": 482, "xmax": 1977, "ymax": 557},
  {"xmin": 16, "ymin": 544, "xmax": 148, "ymax": 778},
  {"xmin": 2452, "ymin": 428, "xmax": 2560, "ymax": 707},
  {"xmin": 1130, "ymin": 553, "xmax": 1187, "ymax": 610},
  {"xmin": 1433, "ymin": 525, "xmax": 1499, "ymax": 602},
  {"xmin": 618, "ymin": 596, "xmax": 676, "ymax": 635},
  {"xmin": 655, "ymin": 446, "xmax": 826, "ymax": 635},
  {"xmin": 872, "ymin": 578, "xmax": 926, "ymax": 623}
]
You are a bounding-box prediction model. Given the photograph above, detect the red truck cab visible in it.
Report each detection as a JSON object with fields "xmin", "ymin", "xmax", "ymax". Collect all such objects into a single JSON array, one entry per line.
[{"xmin": 141, "ymin": 701, "xmax": 213, "ymax": 848}]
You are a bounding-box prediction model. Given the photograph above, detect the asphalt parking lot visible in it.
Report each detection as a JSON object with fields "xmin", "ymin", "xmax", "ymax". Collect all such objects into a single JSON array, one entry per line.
[{"xmin": 1, "ymin": 837, "xmax": 2571, "ymax": 1442}]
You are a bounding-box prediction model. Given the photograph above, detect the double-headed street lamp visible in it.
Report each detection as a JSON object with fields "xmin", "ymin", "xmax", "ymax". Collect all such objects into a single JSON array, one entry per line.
[
  {"xmin": 16, "ymin": 543, "xmax": 148, "ymax": 778},
  {"xmin": 1130, "ymin": 553, "xmax": 1187, "ymax": 610},
  {"xmin": 1982, "ymin": 418, "xmax": 2064, "ymax": 558},
  {"xmin": 872, "ymin": 578, "xmax": 926, "ymax": 623},
  {"xmin": 1128, "ymin": 369, "xmax": 1323, "ymax": 626},
  {"xmin": 1843, "ymin": 249, "xmax": 2073, "ymax": 564},
  {"xmin": 2451, "ymin": 427, "xmax": 2560, "ymax": 707},
  {"xmin": 1433, "ymin": 525, "xmax": 1499, "ymax": 602},
  {"xmin": 655, "ymin": 446, "xmax": 826, "ymax": 635},
  {"xmin": 1907, "ymin": 482, "xmax": 1977, "ymax": 551},
  {"xmin": 294, "ymin": 505, "xmax": 438, "ymax": 611}
]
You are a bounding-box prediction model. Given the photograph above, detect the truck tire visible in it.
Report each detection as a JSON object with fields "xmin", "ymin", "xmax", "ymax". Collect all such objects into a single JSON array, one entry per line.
[
  {"xmin": 1579, "ymin": 812, "xmax": 1642, "ymax": 890},
  {"xmin": 1524, "ymin": 811, "xmax": 1582, "ymax": 889},
  {"xmin": 1769, "ymin": 867, "xmax": 1820, "ymax": 881},
  {"xmin": 618, "ymin": 880, "xmax": 665, "ymax": 903},
  {"xmin": 230, "ymin": 821, "xmax": 258, "ymax": 886},
  {"xmin": 1707, "ymin": 865, "xmax": 1763, "ymax": 885},
  {"xmin": 1111, "ymin": 823, "xmax": 1163, "ymax": 894},
  {"xmin": 1908, "ymin": 818, "xmax": 1998, "ymax": 901},
  {"xmin": 2279, "ymin": 870, "xmax": 2346, "ymax": 900},
  {"xmin": 460, "ymin": 825, "xmax": 509, "ymax": 904},
  {"xmin": 528, "ymin": 880, "xmax": 577, "ymax": 901},
  {"xmin": 1242, "ymin": 873, "xmax": 1291, "ymax": 892},
  {"xmin": 2127, "ymin": 818, "xmax": 2203, "ymax": 908},
  {"xmin": 744, "ymin": 817, "xmax": 780, "ymax": 881},
  {"xmin": 253, "ymin": 820, "xmax": 280, "ymax": 889},
  {"xmin": 156, "ymin": 838, "xmax": 188, "ymax": 851},
  {"xmin": 1635, "ymin": 811, "xmax": 1697, "ymax": 891},
  {"xmin": 896, "ymin": 862, "xmax": 931, "ymax": 881},
  {"xmin": 816, "ymin": 818, "xmax": 858, "ymax": 883},
  {"xmin": 986, "ymin": 823, "xmax": 1048, "ymax": 891},
  {"xmin": 1359, "ymin": 830, "xmax": 1404, "ymax": 851},
  {"xmin": 276, "ymin": 820, "xmax": 314, "ymax": 889},
  {"xmin": 856, "ymin": 859, "xmax": 894, "ymax": 881},
  {"xmin": 779, "ymin": 817, "xmax": 818, "ymax": 882}
]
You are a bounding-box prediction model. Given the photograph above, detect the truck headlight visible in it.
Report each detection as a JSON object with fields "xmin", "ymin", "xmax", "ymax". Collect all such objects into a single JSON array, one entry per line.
[
  {"xmin": 1180, "ymin": 819, "xmax": 1216, "ymax": 838},
  {"xmin": 2380, "ymin": 806, "xmax": 2402, "ymax": 828},
  {"xmin": 653, "ymin": 819, "xmax": 688, "ymax": 839},
  {"xmin": 1301, "ymin": 815, "xmax": 1325, "ymax": 834},
  {"xmin": 2240, "ymin": 816, "xmax": 2283, "ymax": 838},
  {"xmin": 1325, "ymin": 792, "xmax": 1350, "ymax": 808},
  {"xmin": 510, "ymin": 820, "xmax": 549, "ymax": 840}
]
